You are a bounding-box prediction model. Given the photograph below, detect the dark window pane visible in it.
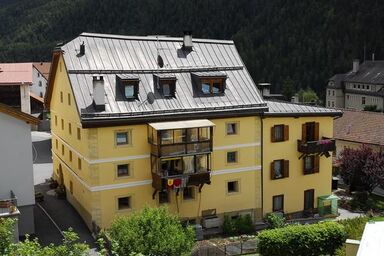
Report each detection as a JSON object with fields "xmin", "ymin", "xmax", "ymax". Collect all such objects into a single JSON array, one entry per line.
[
  {"xmin": 118, "ymin": 197, "xmax": 131, "ymax": 210},
  {"xmin": 117, "ymin": 164, "xmax": 129, "ymax": 177},
  {"xmin": 125, "ymin": 85, "xmax": 135, "ymax": 98},
  {"xmin": 227, "ymin": 151, "xmax": 237, "ymax": 163}
]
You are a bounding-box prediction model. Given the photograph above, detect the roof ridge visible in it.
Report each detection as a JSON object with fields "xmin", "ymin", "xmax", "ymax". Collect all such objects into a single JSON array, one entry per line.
[{"xmin": 79, "ymin": 32, "xmax": 234, "ymax": 44}]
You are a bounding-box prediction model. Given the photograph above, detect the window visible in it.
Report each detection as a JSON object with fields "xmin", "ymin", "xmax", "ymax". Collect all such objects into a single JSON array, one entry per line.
[
  {"xmin": 38, "ymin": 73, "xmax": 40, "ymax": 77},
  {"xmin": 362, "ymin": 97, "xmax": 366, "ymax": 105},
  {"xmin": 304, "ymin": 189, "xmax": 314, "ymax": 210},
  {"xmin": 303, "ymin": 155, "xmax": 319, "ymax": 174},
  {"xmin": 226, "ymin": 122, "xmax": 238, "ymax": 135},
  {"xmin": 159, "ymin": 80, "xmax": 176, "ymax": 97},
  {"xmin": 68, "ymin": 93, "xmax": 71, "ymax": 105},
  {"xmin": 77, "ymin": 128, "xmax": 81, "ymax": 140},
  {"xmin": 328, "ymin": 90, "xmax": 330, "ymax": 96},
  {"xmin": 367, "ymin": 85, "xmax": 370, "ymax": 90},
  {"xmin": 39, "ymin": 81, "xmax": 42, "ymax": 87},
  {"xmin": 332, "ymin": 101, "xmax": 335, "ymax": 107},
  {"xmin": 117, "ymin": 164, "xmax": 130, "ymax": 177},
  {"xmin": 273, "ymin": 195, "xmax": 284, "ymax": 212},
  {"xmin": 271, "ymin": 160, "xmax": 289, "ymax": 179},
  {"xmin": 55, "ymin": 139, "xmax": 58, "ymax": 149},
  {"xmin": 327, "ymin": 101, "xmax": 330, "ymax": 107},
  {"xmin": 302, "ymin": 122, "xmax": 319, "ymax": 142},
  {"xmin": 68, "ymin": 123, "xmax": 72, "ymax": 135},
  {"xmin": 227, "ymin": 180, "xmax": 239, "ymax": 193},
  {"xmin": 118, "ymin": 196, "xmax": 131, "ymax": 210},
  {"xmin": 61, "ymin": 119, "xmax": 64, "ymax": 130},
  {"xmin": 78, "ymin": 158, "xmax": 82, "ymax": 170},
  {"xmin": 201, "ymin": 78, "xmax": 225, "ymax": 94},
  {"xmin": 61, "ymin": 144, "xmax": 65, "ymax": 155},
  {"xmin": 40, "ymin": 92, "xmax": 43, "ymax": 97},
  {"xmin": 347, "ymin": 95, "xmax": 350, "ymax": 100},
  {"xmin": 227, "ymin": 151, "xmax": 238, "ymax": 163},
  {"xmin": 183, "ymin": 187, "xmax": 195, "ymax": 200},
  {"xmin": 60, "ymin": 91, "xmax": 63, "ymax": 103},
  {"xmin": 159, "ymin": 191, "xmax": 169, "ymax": 204},
  {"xmin": 358, "ymin": 84, "xmax": 361, "ymax": 89},
  {"xmin": 271, "ymin": 124, "xmax": 289, "ymax": 142},
  {"xmin": 116, "ymin": 75, "xmax": 139, "ymax": 100},
  {"xmin": 69, "ymin": 181, "xmax": 73, "ymax": 195},
  {"xmin": 116, "ymin": 131, "xmax": 131, "ymax": 145},
  {"xmin": 362, "ymin": 85, "xmax": 365, "ymax": 89},
  {"xmin": 124, "ymin": 84, "xmax": 135, "ymax": 99},
  {"xmin": 69, "ymin": 150, "xmax": 72, "ymax": 162},
  {"xmin": 55, "ymin": 115, "xmax": 57, "ymax": 126}
]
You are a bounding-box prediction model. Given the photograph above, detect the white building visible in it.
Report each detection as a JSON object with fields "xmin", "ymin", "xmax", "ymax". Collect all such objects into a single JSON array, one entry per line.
[{"xmin": 0, "ymin": 102, "xmax": 39, "ymax": 236}]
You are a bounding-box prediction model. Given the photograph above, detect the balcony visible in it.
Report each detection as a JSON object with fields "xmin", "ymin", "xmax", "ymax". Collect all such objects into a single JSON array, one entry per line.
[
  {"xmin": 152, "ymin": 171, "xmax": 211, "ymax": 191},
  {"xmin": 151, "ymin": 141, "xmax": 211, "ymax": 157},
  {"xmin": 297, "ymin": 137, "xmax": 336, "ymax": 155},
  {"xmin": 0, "ymin": 193, "xmax": 19, "ymax": 218}
]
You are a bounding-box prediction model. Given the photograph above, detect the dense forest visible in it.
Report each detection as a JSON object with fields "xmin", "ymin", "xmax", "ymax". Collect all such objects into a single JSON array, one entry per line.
[{"xmin": 0, "ymin": 0, "xmax": 383, "ymax": 99}]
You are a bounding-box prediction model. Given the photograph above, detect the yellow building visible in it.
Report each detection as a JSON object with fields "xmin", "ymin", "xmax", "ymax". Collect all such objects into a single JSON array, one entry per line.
[
  {"xmin": 45, "ymin": 32, "xmax": 341, "ymax": 231},
  {"xmin": 262, "ymin": 101, "xmax": 341, "ymax": 218}
]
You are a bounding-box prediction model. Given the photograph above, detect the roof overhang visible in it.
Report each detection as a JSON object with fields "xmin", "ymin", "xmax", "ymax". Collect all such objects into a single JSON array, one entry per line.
[
  {"xmin": 0, "ymin": 102, "xmax": 40, "ymax": 125},
  {"xmin": 149, "ymin": 119, "xmax": 215, "ymax": 131},
  {"xmin": 45, "ymin": 48, "xmax": 63, "ymax": 109}
]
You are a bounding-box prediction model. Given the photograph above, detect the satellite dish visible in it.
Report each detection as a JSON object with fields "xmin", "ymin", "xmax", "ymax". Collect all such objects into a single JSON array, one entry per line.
[
  {"xmin": 147, "ymin": 92, "xmax": 155, "ymax": 104},
  {"xmin": 157, "ymin": 55, "xmax": 164, "ymax": 68}
]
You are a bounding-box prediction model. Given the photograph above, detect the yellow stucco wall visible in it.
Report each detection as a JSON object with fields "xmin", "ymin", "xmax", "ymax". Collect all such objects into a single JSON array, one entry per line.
[
  {"xmin": 262, "ymin": 116, "xmax": 334, "ymax": 215},
  {"xmin": 50, "ymin": 55, "xmax": 263, "ymax": 229}
]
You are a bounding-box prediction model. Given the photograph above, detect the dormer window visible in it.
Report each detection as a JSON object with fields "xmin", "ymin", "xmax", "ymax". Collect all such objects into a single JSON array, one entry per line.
[
  {"xmin": 154, "ymin": 74, "xmax": 177, "ymax": 98},
  {"xmin": 116, "ymin": 75, "xmax": 139, "ymax": 100},
  {"xmin": 201, "ymin": 78, "xmax": 225, "ymax": 94},
  {"xmin": 191, "ymin": 71, "xmax": 227, "ymax": 95}
]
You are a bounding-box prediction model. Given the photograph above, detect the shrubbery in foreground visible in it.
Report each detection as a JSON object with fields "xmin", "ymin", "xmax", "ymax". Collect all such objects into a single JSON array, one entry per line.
[{"xmin": 257, "ymin": 221, "xmax": 346, "ymax": 256}]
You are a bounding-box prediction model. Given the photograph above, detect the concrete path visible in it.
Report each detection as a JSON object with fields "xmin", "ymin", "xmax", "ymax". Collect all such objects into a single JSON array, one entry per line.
[
  {"xmin": 337, "ymin": 207, "xmax": 364, "ymax": 220},
  {"xmin": 32, "ymin": 131, "xmax": 53, "ymax": 185}
]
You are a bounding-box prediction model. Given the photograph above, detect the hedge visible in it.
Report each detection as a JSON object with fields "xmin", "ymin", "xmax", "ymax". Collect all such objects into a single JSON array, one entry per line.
[{"xmin": 257, "ymin": 222, "xmax": 346, "ymax": 256}]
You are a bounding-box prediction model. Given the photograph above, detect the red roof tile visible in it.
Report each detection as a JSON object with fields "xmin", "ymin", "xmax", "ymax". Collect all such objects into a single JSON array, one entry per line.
[{"xmin": 334, "ymin": 109, "xmax": 384, "ymax": 146}]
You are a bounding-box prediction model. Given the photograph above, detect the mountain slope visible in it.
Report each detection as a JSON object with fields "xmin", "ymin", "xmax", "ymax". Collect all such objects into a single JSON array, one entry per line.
[{"xmin": 0, "ymin": 0, "xmax": 383, "ymax": 97}]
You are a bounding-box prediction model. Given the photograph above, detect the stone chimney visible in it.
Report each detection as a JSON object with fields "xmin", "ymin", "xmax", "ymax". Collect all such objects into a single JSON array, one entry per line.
[
  {"xmin": 93, "ymin": 76, "xmax": 105, "ymax": 111},
  {"xmin": 182, "ymin": 31, "xmax": 193, "ymax": 50},
  {"xmin": 258, "ymin": 83, "xmax": 271, "ymax": 97},
  {"xmin": 353, "ymin": 59, "xmax": 360, "ymax": 73}
]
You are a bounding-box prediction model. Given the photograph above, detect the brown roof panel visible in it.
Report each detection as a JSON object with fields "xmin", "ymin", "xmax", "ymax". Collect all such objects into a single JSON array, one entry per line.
[{"xmin": 33, "ymin": 62, "xmax": 51, "ymax": 80}]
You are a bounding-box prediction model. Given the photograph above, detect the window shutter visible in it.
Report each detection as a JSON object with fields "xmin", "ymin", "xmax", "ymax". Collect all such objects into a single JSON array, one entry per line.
[
  {"xmin": 283, "ymin": 160, "xmax": 289, "ymax": 177},
  {"xmin": 314, "ymin": 156, "xmax": 320, "ymax": 173},
  {"xmin": 302, "ymin": 123, "xmax": 307, "ymax": 141},
  {"xmin": 284, "ymin": 125, "xmax": 289, "ymax": 141},
  {"xmin": 270, "ymin": 162, "xmax": 275, "ymax": 180},
  {"xmin": 314, "ymin": 122, "xmax": 320, "ymax": 141},
  {"xmin": 271, "ymin": 126, "xmax": 275, "ymax": 142}
]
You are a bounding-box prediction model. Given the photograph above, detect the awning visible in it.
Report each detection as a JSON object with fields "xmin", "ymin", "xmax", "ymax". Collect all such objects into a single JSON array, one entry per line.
[{"xmin": 149, "ymin": 119, "xmax": 215, "ymax": 131}]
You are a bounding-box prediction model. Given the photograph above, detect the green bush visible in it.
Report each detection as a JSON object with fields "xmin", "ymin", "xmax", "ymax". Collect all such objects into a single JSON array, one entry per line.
[
  {"xmin": 338, "ymin": 216, "xmax": 369, "ymax": 240},
  {"xmin": 257, "ymin": 222, "xmax": 346, "ymax": 256},
  {"xmin": 265, "ymin": 213, "xmax": 286, "ymax": 229},
  {"xmin": 223, "ymin": 214, "xmax": 253, "ymax": 236},
  {"xmin": 0, "ymin": 218, "xmax": 14, "ymax": 255}
]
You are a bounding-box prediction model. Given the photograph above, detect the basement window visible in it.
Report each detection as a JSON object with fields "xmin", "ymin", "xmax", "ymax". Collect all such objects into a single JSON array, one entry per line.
[{"xmin": 118, "ymin": 196, "xmax": 131, "ymax": 210}]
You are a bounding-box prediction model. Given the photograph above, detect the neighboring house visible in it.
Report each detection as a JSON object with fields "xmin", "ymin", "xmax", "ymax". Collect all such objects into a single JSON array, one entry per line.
[
  {"xmin": 45, "ymin": 32, "xmax": 340, "ymax": 231},
  {"xmin": 327, "ymin": 59, "xmax": 384, "ymax": 110},
  {"xmin": 263, "ymin": 101, "xmax": 341, "ymax": 217},
  {"xmin": 0, "ymin": 103, "xmax": 39, "ymax": 237},
  {"xmin": 334, "ymin": 109, "xmax": 384, "ymax": 156},
  {"xmin": 0, "ymin": 62, "xmax": 50, "ymax": 114}
]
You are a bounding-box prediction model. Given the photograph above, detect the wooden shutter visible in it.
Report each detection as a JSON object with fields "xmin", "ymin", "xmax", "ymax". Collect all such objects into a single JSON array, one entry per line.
[
  {"xmin": 270, "ymin": 162, "xmax": 275, "ymax": 179},
  {"xmin": 314, "ymin": 122, "xmax": 319, "ymax": 141},
  {"xmin": 284, "ymin": 125, "xmax": 289, "ymax": 141},
  {"xmin": 283, "ymin": 160, "xmax": 289, "ymax": 178},
  {"xmin": 302, "ymin": 123, "xmax": 307, "ymax": 141},
  {"xmin": 314, "ymin": 155, "xmax": 320, "ymax": 173},
  {"xmin": 271, "ymin": 126, "xmax": 276, "ymax": 142}
]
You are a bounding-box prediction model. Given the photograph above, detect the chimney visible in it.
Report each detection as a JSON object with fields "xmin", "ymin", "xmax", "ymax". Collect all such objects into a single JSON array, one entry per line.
[
  {"xmin": 93, "ymin": 76, "xmax": 105, "ymax": 111},
  {"xmin": 353, "ymin": 59, "xmax": 360, "ymax": 73},
  {"xmin": 372, "ymin": 53, "xmax": 375, "ymax": 61},
  {"xmin": 258, "ymin": 83, "xmax": 271, "ymax": 97},
  {"xmin": 182, "ymin": 31, "xmax": 193, "ymax": 50},
  {"xmin": 79, "ymin": 42, "xmax": 85, "ymax": 56}
]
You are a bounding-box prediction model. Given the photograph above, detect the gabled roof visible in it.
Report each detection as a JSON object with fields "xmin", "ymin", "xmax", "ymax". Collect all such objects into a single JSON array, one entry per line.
[
  {"xmin": 334, "ymin": 109, "xmax": 384, "ymax": 146},
  {"xmin": 47, "ymin": 32, "xmax": 267, "ymax": 127},
  {"xmin": 264, "ymin": 100, "xmax": 342, "ymax": 117},
  {"xmin": 33, "ymin": 62, "xmax": 51, "ymax": 80},
  {"xmin": 0, "ymin": 102, "xmax": 39, "ymax": 125},
  {"xmin": 0, "ymin": 63, "xmax": 33, "ymax": 85},
  {"xmin": 340, "ymin": 61, "xmax": 384, "ymax": 85}
]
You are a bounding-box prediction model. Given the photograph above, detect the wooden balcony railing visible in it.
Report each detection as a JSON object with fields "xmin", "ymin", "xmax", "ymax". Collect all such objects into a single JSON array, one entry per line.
[
  {"xmin": 152, "ymin": 171, "xmax": 211, "ymax": 191},
  {"xmin": 297, "ymin": 137, "xmax": 336, "ymax": 154}
]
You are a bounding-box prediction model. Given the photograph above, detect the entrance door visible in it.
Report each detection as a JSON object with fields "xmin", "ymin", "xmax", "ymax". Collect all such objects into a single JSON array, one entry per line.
[{"xmin": 304, "ymin": 189, "xmax": 314, "ymax": 210}]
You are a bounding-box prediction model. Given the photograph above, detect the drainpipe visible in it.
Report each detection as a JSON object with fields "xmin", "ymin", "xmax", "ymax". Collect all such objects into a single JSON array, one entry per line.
[{"xmin": 260, "ymin": 115, "xmax": 264, "ymax": 219}]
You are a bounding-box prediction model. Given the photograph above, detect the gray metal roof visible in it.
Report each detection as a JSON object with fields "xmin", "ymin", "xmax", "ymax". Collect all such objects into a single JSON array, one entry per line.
[
  {"xmin": 191, "ymin": 71, "xmax": 227, "ymax": 77},
  {"xmin": 60, "ymin": 33, "xmax": 266, "ymax": 124},
  {"xmin": 265, "ymin": 101, "xmax": 342, "ymax": 116},
  {"xmin": 338, "ymin": 61, "xmax": 384, "ymax": 85}
]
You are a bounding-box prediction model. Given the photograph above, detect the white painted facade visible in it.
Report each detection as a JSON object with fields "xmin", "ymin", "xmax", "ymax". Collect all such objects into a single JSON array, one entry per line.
[
  {"xmin": 31, "ymin": 65, "xmax": 48, "ymax": 98},
  {"xmin": 0, "ymin": 112, "xmax": 35, "ymax": 235}
]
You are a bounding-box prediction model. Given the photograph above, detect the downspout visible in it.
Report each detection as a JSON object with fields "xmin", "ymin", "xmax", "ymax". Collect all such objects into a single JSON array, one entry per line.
[{"xmin": 260, "ymin": 115, "xmax": 264, "ymax": 219}]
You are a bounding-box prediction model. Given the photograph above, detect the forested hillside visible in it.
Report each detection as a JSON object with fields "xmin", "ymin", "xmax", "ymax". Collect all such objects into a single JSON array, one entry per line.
[{"xmin": 0, "ymin": 0, "xmax": 383, "ymax": 98}]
